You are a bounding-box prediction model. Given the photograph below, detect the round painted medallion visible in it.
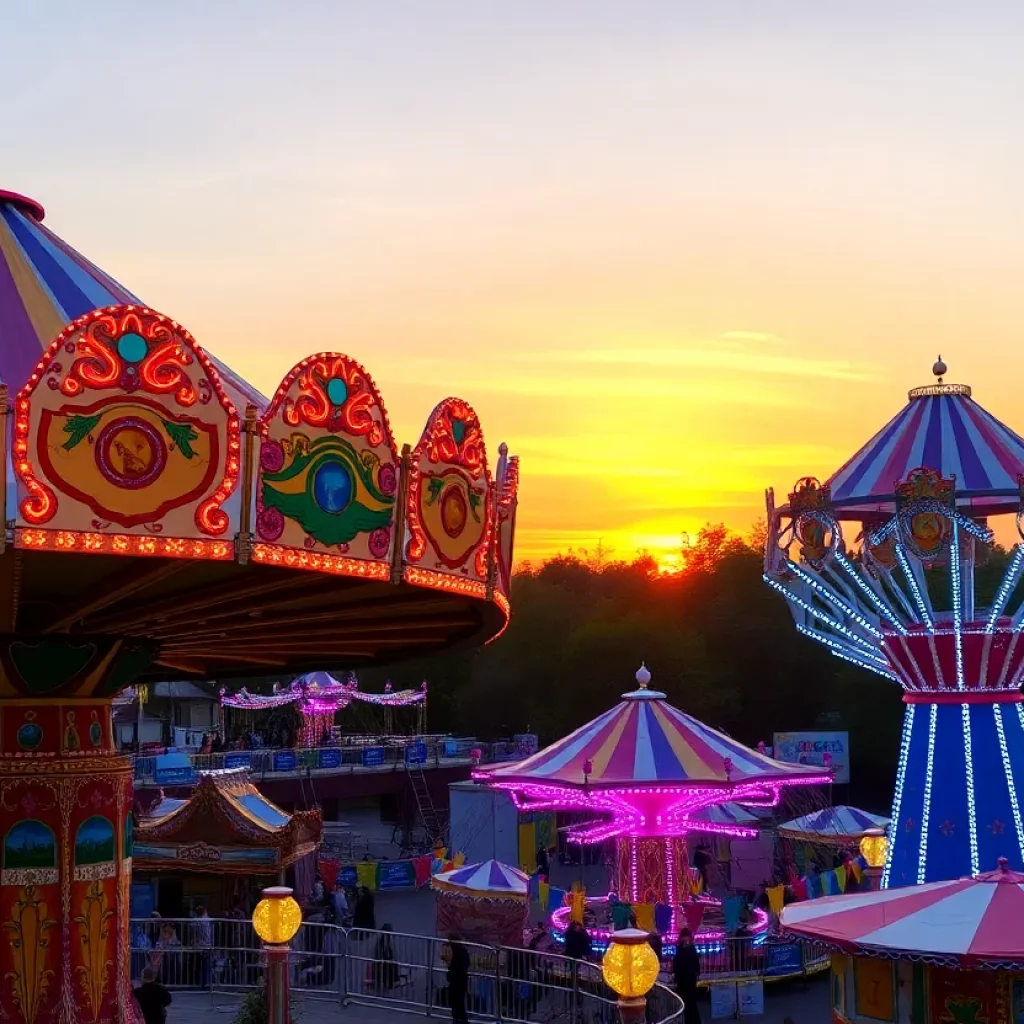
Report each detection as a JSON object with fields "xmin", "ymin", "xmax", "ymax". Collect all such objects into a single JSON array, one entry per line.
[
  {"xmin": 117, "ymin": 332, "xmax": 148, "ymax": 363},
  {"xmin": 451, "ymin": 417, "xmax": 467, "ymax": 445},
  {"xmin": 95, "ymin": 417, "xmax": 167, "ymax": 489},
  {"xmin": 327, "ymin": 376, "xmax": 349, "ymax": 406},
  {"xmin": 17, "ymin": 722, "xmax": 42, "ymax": 750},
  {"xmin": 312, "ymin": 460, "xmax": 353, "ymax": 514},
  {"xmin": 441, "ymin": 486, "xmax": 468, "ymax": 539}
]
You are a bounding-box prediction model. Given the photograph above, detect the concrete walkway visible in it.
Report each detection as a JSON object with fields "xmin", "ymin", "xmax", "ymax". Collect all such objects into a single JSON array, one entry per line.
[{"xmin": 166, "ymin": 976, "xmax": 829, "ymax": 1023}]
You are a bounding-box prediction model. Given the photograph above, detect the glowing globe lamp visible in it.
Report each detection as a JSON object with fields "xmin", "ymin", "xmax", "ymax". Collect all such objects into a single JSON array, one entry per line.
[
  {"xmin": 860, "ymin": 828, "xmax": 889, "ymax": 870},
  {"xmin": 252, "ymin": 886, "xmax": 302, "ymax": 946},
  {"xmin": 602, "ymin": 929, "xmax": 660, "ymax": 1000}
]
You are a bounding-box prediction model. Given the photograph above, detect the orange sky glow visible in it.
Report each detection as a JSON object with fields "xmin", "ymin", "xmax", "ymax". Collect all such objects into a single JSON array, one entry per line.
[{"xmin": 7, "ymin": 3, "xmax": 1024, "ymax": 568}]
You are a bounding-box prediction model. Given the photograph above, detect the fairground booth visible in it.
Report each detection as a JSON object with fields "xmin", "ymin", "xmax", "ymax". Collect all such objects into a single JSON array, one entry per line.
[
  {"xmin": 783, "ymin": 858, "xmax": 1024, "ymax": 1024},
  {"xmin": 0, "ymin": 187, "xmax": 519, "ymax": 1024},
  {"xmin": 133, "ymin": 768, "xmax": 322, "ymax": 916}
]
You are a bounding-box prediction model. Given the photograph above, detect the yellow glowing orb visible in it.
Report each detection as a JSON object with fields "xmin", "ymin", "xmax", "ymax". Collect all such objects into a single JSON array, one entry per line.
[
  {"xmin": 252, "ymin": 887, "xmax": 302, "ymax": 945},
  {"xmin": 859, "ymin": 829, "xmax": 889, "ymax": 869},
  {"xmin": 601, "ymin": 929, "xmax": 660, "ymax": 1000}
]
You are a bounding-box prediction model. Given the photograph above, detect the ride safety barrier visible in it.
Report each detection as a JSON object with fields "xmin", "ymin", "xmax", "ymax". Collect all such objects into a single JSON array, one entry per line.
[
  {"xmin": 131, "ymin": 736, "xmax": 524, "ymax": 783},
  {"xmin": 130, "ymin": 918, "xmax": 685, "ymax": 1022}
]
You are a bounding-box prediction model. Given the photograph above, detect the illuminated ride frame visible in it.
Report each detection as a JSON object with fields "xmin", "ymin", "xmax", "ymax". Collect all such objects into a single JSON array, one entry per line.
[
  {"xmin": 220, "ymin": 671, "xmax": 429, "ymax": 743},
  {"xmin": 0, "ymin": 189, "xmax": 519, "ymax": 1024},
  {"xmin": 764, "ymin": 361, "xmax": 1024, "ymax": 888},
  {"xmin": 474, "ymin": 666, "xmax": 828, "ymax": 955}
]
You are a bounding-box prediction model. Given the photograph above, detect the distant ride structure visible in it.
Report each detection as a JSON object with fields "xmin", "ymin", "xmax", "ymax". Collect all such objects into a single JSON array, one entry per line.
[
  {"xmin": 474, "ymin": 665, "xmax": 829, "ymax": 954},
  {"xmin": 765, "ymin": 359, "xmax": 1024, "ymax": 886}
]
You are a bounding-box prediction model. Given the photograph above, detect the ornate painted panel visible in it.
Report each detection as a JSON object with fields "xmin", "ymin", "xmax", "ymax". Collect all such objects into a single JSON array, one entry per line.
[
  {"xmin": 13, "ymin": 305, "xmax": 240, "ymax": 557},
  {"xmin": 0, "ymin": 716, "xmax": 131, "ymax": 1024},
  {"xmin": 254, "ymin": 354, "xmax": 398, "ymax": 575},
  {"xmin": 405, "ymin": 398, "xmax": 494, "ymax": 590}
]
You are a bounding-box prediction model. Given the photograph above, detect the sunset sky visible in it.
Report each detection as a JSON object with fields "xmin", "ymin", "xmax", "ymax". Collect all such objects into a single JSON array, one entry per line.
[{"xmin": 7, "ymin": 2, "xmax": 1024, "ymax": 567}]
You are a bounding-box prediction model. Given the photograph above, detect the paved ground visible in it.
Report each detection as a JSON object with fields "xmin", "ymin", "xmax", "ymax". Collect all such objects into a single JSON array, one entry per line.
[
  {"xmin": 159, "ymin": 825, "xmax": 830, "ymax": 1023},
  {"xmin": 167, "ymin": 977, "xmax": 830, "ymax": 1023}
]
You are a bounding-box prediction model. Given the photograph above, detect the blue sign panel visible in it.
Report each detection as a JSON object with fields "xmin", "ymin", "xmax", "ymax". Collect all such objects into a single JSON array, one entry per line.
[
  {"xmin": 338, "ymin": 865, "xmax": 358, "ymax": 888},
  {"xmin": 378, "ymin": 860, "xmax": 417, "ymax": 890},
  {"xmin": 223, "ymin": 753, "xmax": 251, "ymax": 770},
  {"xmin": 318, "ymin": 748, "xmax": 342, "ymax": 770},
  {"xmin": 362, "ymin": 747, "xmax": 385, "ymax": 767},
  {"xmin": 153, "ymin": 766, "xmax": 196, "ymax": 786},
  {"xmin": 443, "ymin": 740, "xmax": 459, "ymax": 757},
  {"xmin": 273, "ymin": 750, "xmax": 298, "ymax": 772},
  {"xmin": 764, "ymin": 942, "xmax": 804, "ymax": 977},
  {"xmin": 405, "ymin": 742, "xmax": 428, "ymax": 766}
]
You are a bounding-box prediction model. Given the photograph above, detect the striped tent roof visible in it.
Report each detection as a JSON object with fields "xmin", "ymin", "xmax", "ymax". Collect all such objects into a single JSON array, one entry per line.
[
  {"xmin": 781, "ymin": 860, "xmax": 1024, "ymax": 968},
  {"xmin": 777, "ymin": 805, "xmax": 890, "ymax": 845},
  {"xmin": 824, "ymin": 380, "xmax": 1024, "ymax": 518},
  {"xmin": 432, "ymin": 859, "xmax": 529, "ymax": 898},
  {"xmin": 690, "ymin": 802, "xmax": 763, "ymax": 827},
  {"xmin": 0, "ymin": 189, "xmax": 265, "ymax": 411},
  {"xmin": 484, "ymin": 667, "xmax": 826, "ymax": 789}
]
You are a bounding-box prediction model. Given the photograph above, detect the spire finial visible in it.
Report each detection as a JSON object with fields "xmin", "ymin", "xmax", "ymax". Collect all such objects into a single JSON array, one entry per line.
[
  {"xmin": 933, "ymin": 355, "xmax": 947, "ymax": 384},
  {"xmin": 635, "ymin": 663, "xmax": 651, "ymax": 688}
]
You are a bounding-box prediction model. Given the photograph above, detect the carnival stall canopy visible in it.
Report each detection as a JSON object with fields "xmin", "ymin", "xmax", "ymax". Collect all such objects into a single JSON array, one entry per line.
[
  {"xmin": 134, "ymin": 767, "xmax": 322, "ymax": 874},
  {"xmin": 690, "ymin": 802, "xmax": 764, "ymax": 827},
  {"xmin": 432, "ymin": 859, "xmax": 530, "ymax": 899},
  {"xmin": 781, "ymin": 859, "xmax": 1024, "ymax": 970},
  {"xmin": 777, "ymin": 806, "xmax": 890, "ymax": 846}
]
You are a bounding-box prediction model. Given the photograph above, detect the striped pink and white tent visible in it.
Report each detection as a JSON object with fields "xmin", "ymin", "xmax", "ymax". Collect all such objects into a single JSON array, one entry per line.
[{"xmin": 781, "ymin": 859, "xmax": 1024, "ymax": 968}]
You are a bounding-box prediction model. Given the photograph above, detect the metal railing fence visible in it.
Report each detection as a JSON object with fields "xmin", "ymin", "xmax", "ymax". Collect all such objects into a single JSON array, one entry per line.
[{"xmin": 131, "ymin": 918, "xmax": 685, "ymax": 1022}]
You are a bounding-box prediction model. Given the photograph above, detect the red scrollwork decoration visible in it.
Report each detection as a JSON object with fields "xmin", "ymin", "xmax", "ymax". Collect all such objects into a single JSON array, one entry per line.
[
  {"xmin": 267, "ymin": 353, "xmax": 395, "ymax": 451},
  {"xmin": 12, "ymin": 397, "xmax": 57, "ymax": 524},
  {"xmin": 59, "ymin": 309, "xmax": 198, "ymax": 406},
  {"xmin": 405, "ymin": 397, "xmax": 490, "ymax": 574}
]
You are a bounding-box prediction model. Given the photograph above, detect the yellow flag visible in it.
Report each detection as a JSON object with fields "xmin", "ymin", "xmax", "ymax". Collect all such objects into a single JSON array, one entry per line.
[
  {"xmin": 835, "ymin": 865, "xmax": 847, "ymax": 892},
  {"xmin": 767, "ymin": 885, "xmax": 785, "ymax": 918}
]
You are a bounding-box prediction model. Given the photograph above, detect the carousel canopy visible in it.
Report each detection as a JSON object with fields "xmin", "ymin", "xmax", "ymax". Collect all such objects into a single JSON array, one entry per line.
[
  {"xmin": 0, "ymin": 189, "xmax": 519, "ymax": 681},
  {"xmin": 821, "ymin": 368, "xmax": 1024, "ymax": 519},
  {"xmin": 432, "ymin": 859, "xmax": 529, "ymax": 898},
  {"xmin": 483, "ymin": 666, "xmax": 826, "ymax": 789},
  {"xmin": 0, "ymin": 190, "xmax": 264, "ymax": 411},
  {"xmin": 781, "ymin": 859, "xmax": 1024, "ymax": 969},
  {"xmin": 777, "ymin": 806, "xmax": 890, "ymax": 845},
  {"xmin": 133, "ymin": 767, "xmax": 321, "ymax": 874}
]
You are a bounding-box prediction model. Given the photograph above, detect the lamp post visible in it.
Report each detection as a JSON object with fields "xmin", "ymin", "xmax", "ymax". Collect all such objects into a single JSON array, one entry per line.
[
  {"xmin": 859, "ymin": 828, "xmax": 889, "ymax": 891},
  {"xmin": 252, "ymin": 886, "xmax": 303, "ymax": 1024},
  {"xmin": 601, "ymin": 928, "xmax": 660, "ymax": 1024}
]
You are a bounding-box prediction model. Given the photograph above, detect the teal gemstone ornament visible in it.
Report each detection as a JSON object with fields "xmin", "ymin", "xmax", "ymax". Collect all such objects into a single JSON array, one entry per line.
[{"xmin": 117, "ymin": 332, "xmax": 148, "ymax": 363}]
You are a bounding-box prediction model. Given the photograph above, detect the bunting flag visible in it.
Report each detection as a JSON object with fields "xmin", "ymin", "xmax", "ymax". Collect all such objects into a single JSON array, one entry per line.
[
  {"xmin": 834, "ymin": 865, "xmax": 847, "ymax": 893},
  {"xmin": 806, "ymin": 874, "xmax": 823, "ymax": 899},
  {"xmin": 849, "ymin": 859, "xmax": 863, "ymax": 884},
  {"xmin": 767, "ymin": 885, "xmax": 786, "ymax": 918},
  {"xmin": 682, "ymin": 903, "xmax": 706, "ymax": 933},
  {"xmin": 413, "ymin": 855, "xmax": 433, "ymax": 888},
  {"xmin": 634, "ymin": 903, "xmax": 656, "ymax": 933},
  {"xmin": 539, "ymin": 880, "xmax": 550, "ymax": 909},
  {"xmin": 823, "ymin": 871, "xmax": 840, "ymax": 896},
  {"xmin": 569, "ymin": 890, "xmax": 586, "ymax": 924},
  {"xmin": 453, "ymin": 852, "xmax": 466, "ymax": 868},
  {"xmin": 723, "ymin": 896, "xmax": 744, "ymax": 932},
  {"xmin": 548, "ymin": 886, "xmax": 566, "ymax": 913},
  {"xmin": 528, "ymin": 873, "xmax": 541, "ymax": 902},
  {"xmin": 356, "ymin": 861, "xmax": 377, "ymax": 891},
  {"xmin": 791, "ymin": 879, "xmax": 808, "ymax": 901},
  {"xmin": 654, "ymin": 903, "xmax": 673, "ymax": 935}
]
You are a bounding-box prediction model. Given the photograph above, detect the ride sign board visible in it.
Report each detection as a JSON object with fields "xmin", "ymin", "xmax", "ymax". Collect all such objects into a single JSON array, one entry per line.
[
  {"xmin": 318, "ymin": 748, "xmax": 342, "ymax": 769},
  {"xmin": 362, "ymin": 747, "xmax": 385, "ymax": 767},
  {"xmin": 773, "ymin": 731, "xmax": 850, "ymax": 784},
  {"xmin": 273, "ymin": 750, "xmax": 298, "ymax": 772},
  {"xmin": 405, "ymin": 742, "xmax": 428, "ymax": 766},
  {"xmin": 223, "ymin": 753, "xmax": 251, "ymax": 770},
  {"xmin": 378, "ymin": 859, "xmax": 417, "ymax": 890}
]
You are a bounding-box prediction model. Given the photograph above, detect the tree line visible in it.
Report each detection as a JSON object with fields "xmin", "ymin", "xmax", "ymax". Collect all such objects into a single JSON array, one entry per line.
[{"xmin": 362, "ymin": 524, "xmax": 912, "ymax": 810}]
